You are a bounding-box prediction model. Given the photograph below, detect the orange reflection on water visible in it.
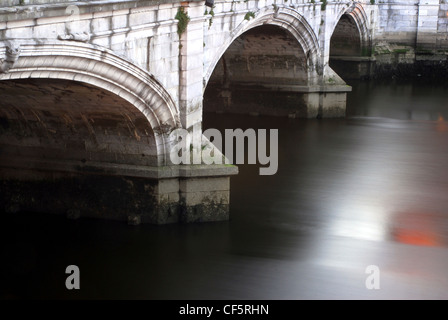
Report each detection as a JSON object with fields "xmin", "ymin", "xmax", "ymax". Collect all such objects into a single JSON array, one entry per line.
[
  {"xmin": 392, "ymin": 211, "xmax": 443, "ymax": 247},
  {"xmin": 394, "ymin": 230, "xmax": 439, "ymax": 246}
]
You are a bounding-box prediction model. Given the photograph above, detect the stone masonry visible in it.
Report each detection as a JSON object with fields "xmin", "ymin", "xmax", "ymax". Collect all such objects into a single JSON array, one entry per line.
[{"xmin": 0, "ymin": 0, "xmax": 446, "ymax": 223}]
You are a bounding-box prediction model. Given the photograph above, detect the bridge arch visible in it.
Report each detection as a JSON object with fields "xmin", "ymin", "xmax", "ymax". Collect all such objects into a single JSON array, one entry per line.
[
  {"xmin": 329, "ymin": 2, "xmax": 372, "ymax": 80},
  {"xmin": 204, "ymin": 6, "xmax": 321, "ymax": 88},
  {"xmin": 0, "ymin": 41, "xmax": 180, "ymax": 166}
]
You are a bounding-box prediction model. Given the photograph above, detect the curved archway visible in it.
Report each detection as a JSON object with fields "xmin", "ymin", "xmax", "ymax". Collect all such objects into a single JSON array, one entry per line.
[
  {"xmin": 0, "ymin": 41, "xmax": 180, "ymax": 165},
  {"xmin": 204, "ymin": 22, "xmax": 317, "ymax": 117},
  {"xmin": 204, "ymin": 7, "xmax": 321, "ymax": 88},
  {"xmin": 330, "ymin": 3, "xmax": 372, "ymax": 79}
]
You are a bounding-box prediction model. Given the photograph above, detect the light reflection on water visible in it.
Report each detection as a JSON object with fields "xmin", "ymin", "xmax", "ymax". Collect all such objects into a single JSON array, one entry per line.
[{"xmin": 2, "ymin": 79, "xmax": 448, "ymax": 299}]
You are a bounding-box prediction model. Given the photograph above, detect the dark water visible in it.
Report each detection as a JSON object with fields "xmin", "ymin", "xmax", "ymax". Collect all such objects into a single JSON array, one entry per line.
[{"xmin": 2, "ymin": 79, "xmax": 448, "ymax": 299}]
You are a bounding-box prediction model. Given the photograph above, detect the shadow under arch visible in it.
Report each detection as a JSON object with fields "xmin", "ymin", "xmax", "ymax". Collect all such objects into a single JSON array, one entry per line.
[
  {"xmin": 329, "ymin": 2, "xmax": 373, "ymax": 80},
  {"xmin": 332, "ymin": 2, "xmax": 372, "ymax": 54},
  {"xmin": 204, "ymin": 6, "xmax": 321, "ymax": 89}
]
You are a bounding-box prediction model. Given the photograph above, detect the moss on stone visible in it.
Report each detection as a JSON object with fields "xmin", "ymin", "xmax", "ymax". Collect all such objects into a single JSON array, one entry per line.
[{"xmin": 175, "ymin": 7, "xmax": 190, "ymax": 37}]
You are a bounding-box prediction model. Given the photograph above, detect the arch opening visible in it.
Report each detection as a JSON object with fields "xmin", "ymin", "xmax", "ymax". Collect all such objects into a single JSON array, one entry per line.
[
  {"xmin": 330, "ymin": 14, "xmax": 362, "ymax": 57},
  {"xmin": 204, "ymin": 25, "xmax": 313, "ymax": 118},
  {"xmin": 329, "ymin": 12, "xmax": 372, "ymax": 80}
]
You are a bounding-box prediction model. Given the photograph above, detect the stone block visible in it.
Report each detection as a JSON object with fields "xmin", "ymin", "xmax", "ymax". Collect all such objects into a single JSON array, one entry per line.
[
  {"xmin": 180, "ymin": 177, "xmax": 230, "ymax": 193},
  {"xmin": 5, "ymin": 26, "xmax": 32, "ymax": 39},
  {"xmin": 93, "ymin": 11, "xmax": 111, "ymax": 19},
  {"xmin": 302, "ymin": 92, "xmax": 318, "ymax": 117},
  {"xmin": 158, "ymin": 8, "xmax": 175, "ymax": 22},
  {"xmin": 320, "ymin": 92, "xmax": 347, "ymax": 118},
  {"xmin": 179, "ymin": 80, "xmax": 203, "ymax": 101},
  {"xmin": 185, "ymin": 2, "xmax": 205, "ymax": 18},
  {"xmin": 159, "ymin": 3, "xmax": 173, "ymax": 11},
  {"xmin": 155, "ymin": 178, "xmax": 180, "ymax": 194},
  {"xmin": 91, "ymin": 36, "xmax": 110, "ymax": 48},
  {"xmin": 182, "ymin": 190, "xmax": 230, "ymax": 206},
  {"xmin": 91, "ymin": 17, "xmax": 111, "ymax": 33},
  {"xmin": 111, "ymin": 14, "xmax": 128, "ymax": 29},
  {"xmin": 426, "ymin": 9, "xmax": 440, "ymax": 16},
  {"xmin": 157, "ymin": 192, "xmax": 180, "ymax": 203},
  {"xmin": 180, "ymin": 38, "xmax": 204, "ymax": 56},
  {"xmin": 184, "ymin": 27, "xmax": 203, "ymax": 42},
  {"xmin": 129, "ymin": 11, "xmax": 151, "ymax": 27},
  {"xmin": 165, "ymin": 71, "xmax": 179, "ymax": 89}
]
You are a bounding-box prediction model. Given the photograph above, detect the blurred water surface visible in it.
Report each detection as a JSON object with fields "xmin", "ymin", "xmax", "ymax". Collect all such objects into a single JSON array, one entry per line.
[{"xmin": 2, "ymin": 79, "xmax": 448, "ymax": 299}]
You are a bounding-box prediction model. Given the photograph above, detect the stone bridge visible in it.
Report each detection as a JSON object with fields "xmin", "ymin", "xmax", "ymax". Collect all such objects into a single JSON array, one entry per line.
[{"xmin": 0, "ymin": 0, "xmax": 446, "ymax": 223}]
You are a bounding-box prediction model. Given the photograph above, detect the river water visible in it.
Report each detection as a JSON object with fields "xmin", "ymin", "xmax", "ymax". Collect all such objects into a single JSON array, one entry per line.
[{"xmin": 2, "ymin": 79, "xmax": 448, "ymax": 299}]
